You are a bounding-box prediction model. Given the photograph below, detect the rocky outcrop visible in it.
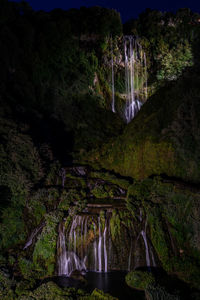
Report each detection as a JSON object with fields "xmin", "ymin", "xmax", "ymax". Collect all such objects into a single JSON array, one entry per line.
[{"xmin": 82, "ymin": 69, "xmax": 200, "ymax": 183}]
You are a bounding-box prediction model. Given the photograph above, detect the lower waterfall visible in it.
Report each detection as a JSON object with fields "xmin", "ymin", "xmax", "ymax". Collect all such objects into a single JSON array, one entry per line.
[
  {"xmin": 141, "ymin": 230, "xmax": 151, "ymax": 267},
  {"xmin": 57, "ymin": 208, "xmax": 156, "ymax": 276}
]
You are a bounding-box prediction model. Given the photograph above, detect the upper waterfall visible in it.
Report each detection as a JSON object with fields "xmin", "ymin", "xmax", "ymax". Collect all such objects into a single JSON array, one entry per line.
[{"xmin": 111, "ymin": 36, "xmax": 148, "ymax": 123}]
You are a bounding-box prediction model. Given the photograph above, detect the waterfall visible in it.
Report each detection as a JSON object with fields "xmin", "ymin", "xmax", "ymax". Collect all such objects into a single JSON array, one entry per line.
[
  {"xmin": 58, "ymin": 221, "xmax": 86, "ymax": 276},
  {"xmin": 140, "ymin": 218, "xmax": 156, "ymax": 268},
  {"xmin": 94, "ymin": 223, "xmax": 97, "ymax": 271},
  {"xmin": 124, "ymin": 36, "xmax": 146, "ymax": 123},
  {"xmin": 141, "ymin": 230, "xmax": 151, "ymax": 267},
  {"xmin": 151, "ymin": 248, "xmax": 156, "ymax": 267},
  {"xmin": 57, "ymin": 209, "xmax": 156, "ymax": 276},
  {"xmin": 103, "ymin": 220, "xmax": 108, "ymax": 272},
  {"xmin": 23, "ymin": 222, "xmax": 45, "ymax": 250},
  {"xmin": 98, "ymin": 216, "xmax": 102, "ymax": 271},
  {"xmin": 110, "ymin": 36, "xmax": 147, "ymax": 123},
  {"xmin": 57, "ymin": 222, "xmax": 67, "ymax": 275},
  {"xmin": 57, "ymin": 213, "xmax": 110, "ymax": 276}
]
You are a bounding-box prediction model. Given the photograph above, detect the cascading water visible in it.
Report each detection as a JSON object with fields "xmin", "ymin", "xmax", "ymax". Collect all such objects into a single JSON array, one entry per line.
[
  {"xmin": 57, "ymin": 208, "xmax": 156, "ymax": 277},
  {"xmin": 124, "ymin": 36, "xmax": 147, "ymax": 123},
  {"xmin": 141, "ymin": 230, "xmax": 151, "ymax": 267},
  {"xmin": 103, "ymin": 219, "xmax": 108, "ymax": 272},
  {"xmin": 23, "ymin": 222, "xmax": 45, "ymax": 250},
  {"xmin": 57, "ymin": 212, "xmax": 109, "ymax": 276},
  {"xmin": 57, "ymin": 221, "xmax": 86, "ymax": 276},
  {"xmin": 110, "ymin": 36, "xmax": 148, "ymax": 123},
  {"xmin": 139, "ymin": 216, "xmax": 156, "ymax": 268}
]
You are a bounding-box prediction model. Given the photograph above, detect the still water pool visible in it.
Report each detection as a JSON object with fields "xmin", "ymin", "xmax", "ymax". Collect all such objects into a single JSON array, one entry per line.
[{"xmin": 55, "ymin": 271, "xmax": 145, "ymax": 300}]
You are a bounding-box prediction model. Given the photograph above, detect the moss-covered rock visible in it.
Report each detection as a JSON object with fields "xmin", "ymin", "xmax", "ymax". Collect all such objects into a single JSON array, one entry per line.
[
  {"xmin": 82, "ymin": 71, "xmax": 200, "ymax": 184},
  {"xmin": 15, "ymin": 279, "xmax": 35, "ymax": 297},
  {"xmin": 21, "ymin": 281, "xmax": 87, "ymax": 300},
  {"xmin": 125, "ymin": 177, "xmax": 200, "ymax": 288},
  {"xmin": 32, "ymin": 212, "xmax": 62, "ymax": 277},
  {"xmin": 16, "ymin": 282, "xmax": 117, "ymax": 300},
  {"xmin": 145, "ymin": 285, "xmax": 180, "ymax": 300},
  {"xmin": 125, "ymin": 271, "xmax": 155, "ymax": 290},
  {"xmin": 90, "ymin": 288, "xmax": 118, "ymax": 299}
]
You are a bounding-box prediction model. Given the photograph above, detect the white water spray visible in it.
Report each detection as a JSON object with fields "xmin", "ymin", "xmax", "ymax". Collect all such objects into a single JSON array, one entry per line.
[{"xmin": 110, "ymin": 36, "xmax": 147, "ymax": 123}]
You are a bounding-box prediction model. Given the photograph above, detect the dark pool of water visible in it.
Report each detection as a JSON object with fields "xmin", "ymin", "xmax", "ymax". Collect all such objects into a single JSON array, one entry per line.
[{"xmin": 56, "ymin": 271, "xmax": 145, "ymax": 300}]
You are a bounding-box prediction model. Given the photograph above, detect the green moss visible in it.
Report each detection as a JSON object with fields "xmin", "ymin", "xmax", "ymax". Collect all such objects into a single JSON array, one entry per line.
[
  {"xmin": 26, "ymin": 281, "xmax": 80, "ymax": 300},
  {"xmin": 110, "ymin": 210, "xmax": 121, "ymax": 240},
  {"xmin": 91, "ymin": 185, "xmax": 109, "ymax": 198},
  {"xmin": 65, "ymin": 173, "xmax": 87, "ymax": 188},
  {"xmin": 124, "ymin": 177, "xmax": 200, "ymax": 287},
  {"xmin": 90, "ymin": 288, "xmax": 118, "ymax": 300},
  {"xmin": 15, "ymin": 279, "xmax": 35, "ymax": 297},
  {"xmin": 16, "ymin": 282, "xmax": 117, "ymax": 300},
  {"xmin": 125, "ymin": 271, "xmax": 155, "ymax": 290},
  {"xmin": 89, "ymin": 171, "xmax": 130, "ymax": 190},
  {"xmin": 18, "ymin": 257, "xmax": 37, "ymax": 280},
  {"xmin": 32, "ymin": 212, "xmax": 62, "ymax": 277},
  {"xmin": 58, "ymin": 190, "xmax": 70, "ymax": 211},
  {"xmin": 148, "ymin": 212, "xmax": 171, "ymax": 272},
  {"xmin": 83, "ymin": 73, "xmax": 200, "ymax": 183},
  {"xmin": 28, "ymin": 193, "xmax": 46, "ymax": 224}
]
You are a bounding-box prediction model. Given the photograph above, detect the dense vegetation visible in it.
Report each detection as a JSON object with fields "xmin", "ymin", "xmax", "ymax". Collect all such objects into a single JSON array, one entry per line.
[{"xmin": 1, "ymin": 0, "xmax": 200, "ymax": 299}]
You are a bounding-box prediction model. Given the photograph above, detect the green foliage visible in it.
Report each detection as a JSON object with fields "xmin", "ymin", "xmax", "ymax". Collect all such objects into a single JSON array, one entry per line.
[
  {"xmin": 58, "ymin": 190, "xmax": 71, "ymax": 211},
  {"xmin": 45, "ymin": 161, "xmax": 61, "ymax": 186},
  {"xmin": 0, "ymin": 203, "xmax": 25, "ymax": 249},
  {"xmin": 0, "ymin": 1, "xmax": 123, "ymax": 157},
  {"xmin": 156, "ymin": 41, "xmax": 193, "ymax": 81},
  {"xmin": 0, "ymin": 119, "xmax": 43, "ymax": 196},
  {"xmin": 0, "ymin": 270, "xmax": 16, "ymax": 300},
  {"xmin": 18, "ymin": 258, "xmax": 35, "ymax": 280},
  {"xmin": 15, "ymin": 279, "xmax": 35, "ymax": 297},
  {"xmin": 124, "ymin": 8, "xmax": 200, "ymax": 94}
]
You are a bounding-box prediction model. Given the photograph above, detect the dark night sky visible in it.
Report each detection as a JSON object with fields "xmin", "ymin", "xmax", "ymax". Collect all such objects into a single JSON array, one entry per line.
[{"xmin": 9, "ymin": 0, "xmax": 200, "ymax": 21}]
